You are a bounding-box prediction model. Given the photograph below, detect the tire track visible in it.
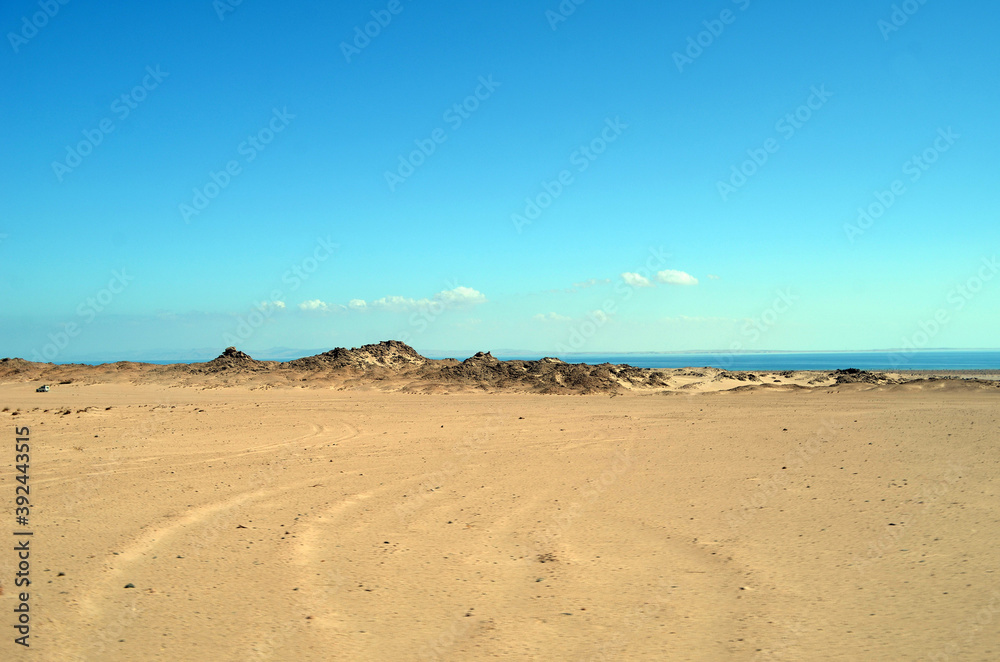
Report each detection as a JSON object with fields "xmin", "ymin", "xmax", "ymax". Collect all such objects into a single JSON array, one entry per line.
[{"xmin": 34, "ymin": 420, "xmax": 358, "ymax": 488}]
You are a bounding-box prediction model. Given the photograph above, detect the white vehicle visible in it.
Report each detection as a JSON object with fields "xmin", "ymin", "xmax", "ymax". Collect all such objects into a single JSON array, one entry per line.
[{"xmin": 36, "ymin": 385, "xmax": 49, "ymax": 393}]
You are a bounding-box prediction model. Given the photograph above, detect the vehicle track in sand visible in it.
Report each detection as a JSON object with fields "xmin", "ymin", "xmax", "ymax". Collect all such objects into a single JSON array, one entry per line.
[{"xmin": 34, "ymin": 420, "xmax": 359, "ymax": 490}]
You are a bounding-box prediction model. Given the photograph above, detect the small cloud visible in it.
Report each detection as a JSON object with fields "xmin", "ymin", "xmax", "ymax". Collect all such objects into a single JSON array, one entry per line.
[
  {"xmin": 572, "ymin": 278, "xmax": 611, "ymax": 290},
  {"xmin": 434, "ymin": 286, "xmax": 486, "ymax": 306},
  {"xmin": 259, "ymin": 300, "xmax": 285, "ymax": 311},
  {"xmin": 363, "ymin": 286, "xmax": 487, "ymax": 312},
  {"xmin": 707, "ymin": 274, "xmax": 720, "ymax": 280},
  {"xmin": 369, "ymin": 295, "xmax": 416, "ymax": 311},
  {"xmin": 348, "ymin": 299, "xmax": 367, "ymax": 310},
  {"xmin": 534, "ymin": 312, "xmax": 572, "ymax": 322},
  {"xmin": 621, "ymin": 272, "xmax": 653, "ymax": 288},
  {"xmin": 589, "ymin": 309, "xmax": 610, "ymax": 323},
  {"xmin": 656, "ymin": 269, "xmax": 698, "ymax": 286},
  {"xmin": 299, "ymin": 299, "xmax": 331, "ymax": 312}
]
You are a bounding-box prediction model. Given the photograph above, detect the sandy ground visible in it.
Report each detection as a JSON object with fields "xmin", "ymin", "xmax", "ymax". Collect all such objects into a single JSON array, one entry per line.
[{"xmin": 1, "ymin": 382, "xmax": 998, "ymax": 661}]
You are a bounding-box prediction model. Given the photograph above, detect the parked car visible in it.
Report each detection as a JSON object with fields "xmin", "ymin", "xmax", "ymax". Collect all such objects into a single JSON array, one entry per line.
[{"xmin": 36, "ymin": 385, "xmax": 49, "ymax": 392}]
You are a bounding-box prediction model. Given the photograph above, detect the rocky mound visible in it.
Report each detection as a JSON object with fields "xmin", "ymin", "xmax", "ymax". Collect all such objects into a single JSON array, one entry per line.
[
  {"xmin": 286, "ymin": 340, "xmax": 426, "ymax": 372},
  {"xmin": 433, "ymin": 353, "xmax": 668, "ymax": 393},
  {"xmin": 831, "ymin": 368, "xmax": 899, "ymax": 385},
  {"xmin": 195, "ymin": 347, "xmax": 270, "ymax": 373},
  {"xmin": 0, "ymin": 357, "xmax": 36, "ymax": 378}
]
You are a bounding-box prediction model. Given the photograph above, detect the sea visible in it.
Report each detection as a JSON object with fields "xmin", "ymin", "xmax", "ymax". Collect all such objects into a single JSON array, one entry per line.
[{"xmin": 90, "ymin": 350, "xmax": 1000, "ymax": 371}]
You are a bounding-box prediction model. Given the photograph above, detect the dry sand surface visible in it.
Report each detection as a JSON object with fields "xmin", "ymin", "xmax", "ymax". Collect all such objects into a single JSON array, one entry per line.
[{"xmin": 1, "ymin": 380, "xmax": 998, "ymax": 661}]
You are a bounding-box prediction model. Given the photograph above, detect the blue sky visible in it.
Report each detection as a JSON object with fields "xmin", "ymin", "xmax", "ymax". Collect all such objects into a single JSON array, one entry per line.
[{"xmin": 2, "ymin": 0, "xmax": 998, "ymax": 361}]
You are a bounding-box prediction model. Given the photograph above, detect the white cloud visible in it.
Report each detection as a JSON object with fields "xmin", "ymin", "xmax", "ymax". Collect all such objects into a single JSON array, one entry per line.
[
  {"xmin": 369, "ymin": 295, "xmax": 419, "ymax": 311},
  {"xmin": 299, "ymin": 299, "xmax": 335, "ymax": 312},
  {"xmin": 707, "ymin": 274, "xmax": 720, "ymax": 280},
  {"xmin": 589, "ymin": 309, "xmax": 610, "ymax": 323},
  {"xmin": 258, "ymin": 300, "xmax": 285, "ymax": 311},
  {"xmin": 435, "ymin": 286, "xmax": 487, "ymax": 306},
  {"xmin": 348, "ymin": 299, "xmax": 367, "ymax": 310},
  {"xmin": 656, "ymin": 269, "xmax": 699, "ymax": 286},
  {"xmin": 533, "ymin": 312, "xmax": 572, "ymax": 322},
  {"xmin": 364, "ymin": 286, "xmax": 487, "ymax": 312},
  {"xmin": 621, "ymin": 272, "xmax": 653, "ymax": 288}
]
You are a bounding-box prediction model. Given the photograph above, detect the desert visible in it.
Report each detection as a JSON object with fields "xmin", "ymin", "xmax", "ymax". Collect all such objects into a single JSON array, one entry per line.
[
  {"xmin": 1, "ymin": 343, "xmax": 997, "ymax": 660},
  {"xmin": 10, "ymin": 2, "xmax": 999, "ymax": 660}
]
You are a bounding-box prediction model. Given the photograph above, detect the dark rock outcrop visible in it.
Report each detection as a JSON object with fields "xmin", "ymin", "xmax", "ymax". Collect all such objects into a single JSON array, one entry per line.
[
  {"xmin": 286, "ymin": 340, "xmax": 426, "ymax": 372},
  {"xmin": 196, "ymin": 347, "xmax": 269, "ymax": 373},
  {"xmin": 831, "ymin": 368, "xmax": 898, "ymax": 385}
]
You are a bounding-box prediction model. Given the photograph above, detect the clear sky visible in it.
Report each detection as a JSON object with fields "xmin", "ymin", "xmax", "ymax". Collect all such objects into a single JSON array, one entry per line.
[{"xmin": 2, "ymin": 0, "xmax": 998, "ymax": 361}]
